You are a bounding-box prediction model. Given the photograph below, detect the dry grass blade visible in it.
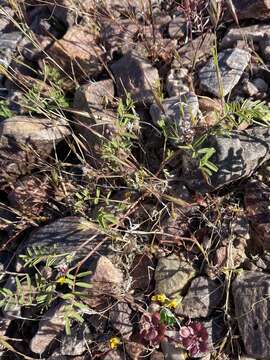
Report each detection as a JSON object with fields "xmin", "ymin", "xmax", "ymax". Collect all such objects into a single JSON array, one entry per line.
[
  {"xmin": 225, "ymin": 0, "xmax": 239, "ymax": 26},
  {"xmin": 208, "ymin": 0, "xmax": 222, "ymax": 28},
  {"xmin": 0, "ymin": 336, "xmax": 35, "ymax": 360}
]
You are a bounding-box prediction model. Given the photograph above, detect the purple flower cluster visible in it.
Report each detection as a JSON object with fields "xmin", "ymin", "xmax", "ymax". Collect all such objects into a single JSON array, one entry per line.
[
  {"xmin": 179, "ymin": 322, "xmax": 209, "ymax": 356},
  {"xmin": 139, "ymin": 312, "xmax": 166, "ymax": 347}
]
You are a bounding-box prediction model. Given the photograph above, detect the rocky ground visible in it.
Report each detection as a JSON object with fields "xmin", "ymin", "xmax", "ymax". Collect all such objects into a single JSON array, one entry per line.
[{"xmin": 1, "ymin": 0, "xmax": 270, "ymax": 359}]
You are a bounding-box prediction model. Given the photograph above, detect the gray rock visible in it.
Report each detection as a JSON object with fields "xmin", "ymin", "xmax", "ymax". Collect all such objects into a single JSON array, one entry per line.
[
  {"xmin": 202, "ymin": 316, "xmax": 226, "ymax": 355},
  {"xmin": 74, "ymin": 79, "xmax": 115, "ymax": 113},
  {"xmin": 73, "ymin": 78, "xmax": 138, "ymax": 168},
  {"xmin": 0, "ymin": 116, "xmax": 70, "ymax": 147},
  {"xmin": 168, "ymin": 15, "xmax": 186, "ymax": 39},
  {"xmin": 233, "ymin": 271, "xmax": 270, "ymax": 359},
  {"xmin": 257, "ymin": 159, "xmax": 270, "ymax": 185},
  {"xmin": 155, "ymin": 254, "xmax": 196, "ymax": 297},
  {"xmin": 0, "ymin": 31, "xmax": 22, "ymax": 68},
  {"xmin": 0, "ymin": 32, "xmax": 22, "ymax": 85},
  {"xmin": 125, "ymin": 340, "xmax": 145, "ymax": 359},
  {"xmin": 226, "ymin": 0, "xmax": 270, "ymax": 20},
  {"xmin": 73, "ymin": 79, "xmax": 116, "ymax": 165},
  {"xmin": 243, "ymin": 78, "xmax": 268, "ymax": 97},
  {"xmin": 221, "ymin": 24, "xmax": 270, "ymax": 49},
  {"xmin": 199, "ymin": 48, "xmax": 250, "ymax": 98},
  {"xmin": 184, "ymin": 127, "xmax": 270, "ymax": 193},
  {"xmin": 0, "ymin": 116, "xmax": 71, "ymax": 186},
  {"xmin": 74, "ymin": 109, "xmax": 118, "ymax": 167},
  {"xmin": 166, "ymin": 67, "xmax": 190, "ymax": 97},
  {"xmin": 30, "ymin": 302, "xmax": 66, "ymax": 354},
  {"xmin": 210, "ymin": 235, "xmax": 248, "ymax": 272},
  {"xmin": 24, "ymin": 217, "xmax": 108, "ymax": 264},
  {"xmin": 232, "ymin": 216, "xmax": 251, "ymax": 240},
  {"xmin": 260, "ymin": 35, "xmax": 270, "ymax": 62},
  {"xmin": 177, "ymin": 33, "xmax": 215, "ymax": 68},
  {"xmin": 0, "ymin": 5, "xmax": 14, "ymax": 31},
  {"xmin": 150, "ymin": 93, "xmax": 199, "ymax": 143},
  {"xmin": 1, "ymin": 259, "xmax": 24, "ymax": 319},
  {"xmin": 111, "ymin": 52, "xmax": 160, "ymax": 105},
  {"xmin": 0, "ymin": 115, "xmax": 70, "ymax": 184},
  {"xmin": 0, "ymin": 317, "xmax": 11, "ymax": 336},
  {"xmin": 161, "ymin": 334, "xmax": 187, "ymax": 360},
  {"xmin": 48, "ymin": 350, "xmax": 67, "ymax": 360},
  {"xmin": 110, "ymin": 301, "xmax": 133, "ymax": 339},
  {"xmin": 177, "ymin": 276, "xmax": 224, "ymax": 318},
  {"xmin": 243, "ymin": 80, "xmax": 260, "ymax": 97},
  {"xmin": 46, "ymin": 0, "xmax": 76, "ymax": 28},
  {"xmin": 60, "ymin": 324, "xmax": 91, "ymax": 356},
  {"xmin": 104, "ymin": 351, "xmax": 124, "ymax": 360},
  {"xmin": 253, "ymin": 78, "xmax": 268, "ymax": 93},
  {"xmin": 20, "ymin": 35, "xmax": 52, "ymax": 62}
]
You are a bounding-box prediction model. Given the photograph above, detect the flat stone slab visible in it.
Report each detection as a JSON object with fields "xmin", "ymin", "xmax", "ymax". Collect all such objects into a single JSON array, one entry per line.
[
  {"xmin": 233, "ymin": 271, "xmax": 270, "ymax": 359},
  {"xmin": 184, "ymin": 127, "xmax": 270, "ymax": 193},
  {"xmin": 199, "ymin": 48, "xmax": 250, "ymax": 97},
  {"xmin": 24, "ymin": 217, "xmax": 108, "ymax": 263},
  {"xmin": 155, "ymin": 254, "xmax": 196, "ymax": 297},
  {"xmin": 177, "ymin": 276, "xmax": 224, "ymax": 318}
]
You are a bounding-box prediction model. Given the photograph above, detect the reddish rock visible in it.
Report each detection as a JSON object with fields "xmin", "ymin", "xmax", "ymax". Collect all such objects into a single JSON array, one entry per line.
[
  {"xmin": 150, "ymin": 351, "xmax": 165, "ymax": 360},
  {"xmin": 83, "ymin": 256, "xmax": 124, "ymax": 308},
  {"xmin": 8, "ymin": 175, "xmax": 51, "ymax": 215},
  {"xmin": 156, "ymin": 206, "xmax": 194, "ymax": 245},
  {"xmin": 74, "ymin": 79, "xmax": 115, "ymax": 113},
  {"xmin": 125, "ymin": 341, "xmax": 145, "ymax": 360},
  {"xmin": 130, "ymin": 253, "xmax": 154, "ymax": 292},
  {"xmin": 48, "ymin": 25, "xmax": 104, "ymax": 79},
  {"xmin": 111, "ymin": 52, "xmax": 159, "ymax": 105},
  {"xmin": 245, "ymin": 180, "xmax": 270, "ymax": 249},
  {"xmin": 101, "ymin": 19, "xmax": 138, "ymax": 56}
]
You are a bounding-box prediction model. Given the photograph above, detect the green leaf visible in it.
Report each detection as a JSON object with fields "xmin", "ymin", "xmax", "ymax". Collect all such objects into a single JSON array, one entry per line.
[
  {"xmin": 36, "ymin": 294, "xmax": 49, "ymax": 304},
  {"xmin": 205, "ymin": 161, "xmax": 218, "ymax": 172},
  {"xmin": 64, "ymin": 316, "xmax": 71, "ymax": 335},
  {"xmin": 61, "ymin": 293, "xmax": 75, "ymax": 301},
  {"xmin": 73, "ymin": 301, "xmax": 89, "ymax": 311},
  {"xmin": 76, "ymin": 271, "xmax": 92, "ymax": 278},
  {"xmin": 66, "ymin": 273, "xmax": 75, "ymax": 280},
  {"xmin": 75, "ymin": 282, "xmax": 92, "ymax": 289},
  {"xmin": 63, "ymin": 278, "xmax": 74, "ymax": 286},
  {"xmin": 160, "ymin": 308, "xmax": 176, "ymax": 326},
  {"xmin": 193, "ymin": 134, "xmax": 207, "ymax": 149},
  {"xmin": 68, "ymin": 310, "xmax": 84, "ymax": 323}
]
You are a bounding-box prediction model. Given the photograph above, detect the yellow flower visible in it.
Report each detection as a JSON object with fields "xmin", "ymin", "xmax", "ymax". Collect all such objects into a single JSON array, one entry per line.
[
  {"xmin": 110, "ymin": 337, "xmax": 121, "ymax": 349},
  {"xmin": 151, "ymin": 293, "xmax": 167, "ymax": 304},
  {"xmin": 56, "ymin": 276, "xmax": 66, "ymax": 285},
  {"xmin": 166, "ymin": 298, "xmax": 180, "ymax": 309}
]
